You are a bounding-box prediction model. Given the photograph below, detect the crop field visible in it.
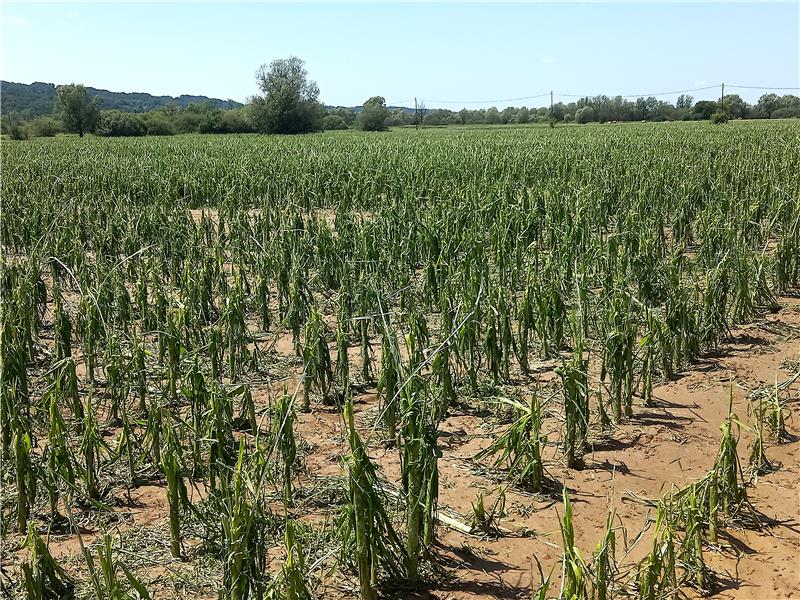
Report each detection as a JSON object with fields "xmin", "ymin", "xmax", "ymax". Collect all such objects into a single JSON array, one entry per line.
[{"xmin": 1, "ymin": 121, "xmax": 800, "ymax": 600}]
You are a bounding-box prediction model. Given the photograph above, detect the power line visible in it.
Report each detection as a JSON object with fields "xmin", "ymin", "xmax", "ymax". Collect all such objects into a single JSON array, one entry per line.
[
  {"xmin": 387, "ymin": 83, "xmax": 796, "ymax": 109},
  {"xmin": 556, "ymin": 85, "xmax": 719, "ymax": 99},
  {"xmin": 424, "ymin": 92, "xmax": 550, "ymax": 105},
  {"xmin": 727, "ymin": 84, "xmax": 800, "ymax": 90}
]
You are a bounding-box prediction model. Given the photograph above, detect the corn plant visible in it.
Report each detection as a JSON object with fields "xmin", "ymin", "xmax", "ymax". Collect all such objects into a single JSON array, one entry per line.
[
  {"xmin": 301, "ymin": 306, "xmax": 333, "ymax": 412},
  {"xmin": 475, "ymin": 395, "xmax": 547, "ymax": 492},
  {"xmin": 12, "ymin": 410, "xmax": 35, "ymax": 533},
  {"xmin": 764, "ymin": 379, "xmax": 788, "ymax": 443},
  {"xmin": 219, "ymin": 441, "xmax": 272, "ymax": 600},
  {"xmin": 377, "ymin": 330, "xmax": 400, "ymax": 443},
  {"xmin": 397, "ymin": 367, "xmax": 440, "ymax": 579},
  {"xmin": 21, "ymin": 526, "xmax": 74, "ymax": 600},
  {"xmin": 272, "ymin": 389, "xmax": 298, "ymax": 507},
  {"xmin": 637, "ymin": 502, "xmax": 679, "ymax": 600},
  {"xmin": 557, "ymin": 342, "xmax": 589, "ymax": 470},
  {"xmin": 747, "ymin": 395, "xmax": 774, "ymax": 479},
  {"xmin": 469, "ymin": 487, "xmax": 506, "ymax": 537},
  {"xmin": 160, "ymin": 412, "xmax": 188, "ymax": 559},
  {"xmin": 84, "ymin": 533, "xmax": 152, "ymax": 600},
  {"xmin": 271, "ymin": 520, "xmax": 311, "ymax": 600},
  {"xmin": 340, "ymin": 396, "xmax": 405, "ymax": 599},
  {"xmin": 558, "ymin": 488, "xmax": 589, "ymax": 600},
  {"xmin": 42, "ymin": 392, "xmax": 76, "ymax": 522},
  {"xmin": 80, "ymin": 390, "xmax": 105, "ymax": 501}
]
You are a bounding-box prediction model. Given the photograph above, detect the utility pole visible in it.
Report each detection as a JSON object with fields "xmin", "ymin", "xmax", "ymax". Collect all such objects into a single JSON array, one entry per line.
[
  {"xmin": 720, "ymin": 83, "xmax": 725, "ymax": 111},
  {"xmin": 550, "ymin": 90, "xmax": 553, "ymax": 114},
  {"xmin": 414, "ymin": 97, "xmax": 419, "ymax": 130}
]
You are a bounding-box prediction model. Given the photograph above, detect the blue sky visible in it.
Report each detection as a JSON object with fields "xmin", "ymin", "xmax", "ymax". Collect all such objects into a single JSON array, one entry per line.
[{"xmin": 2, "ymin": 2, "xmax": 798, "ymax": 109}]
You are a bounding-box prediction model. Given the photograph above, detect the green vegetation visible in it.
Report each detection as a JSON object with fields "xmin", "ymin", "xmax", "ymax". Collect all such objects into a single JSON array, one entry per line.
[{"xmin": 1, "ymin": 120, "xmax": 798, "ymax": 598}]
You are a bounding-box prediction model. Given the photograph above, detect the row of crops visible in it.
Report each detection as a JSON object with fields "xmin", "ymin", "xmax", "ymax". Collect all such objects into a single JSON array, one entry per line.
[{"xmin": 2, "ymin": 121, "xmax": 799, "ymax": 599}]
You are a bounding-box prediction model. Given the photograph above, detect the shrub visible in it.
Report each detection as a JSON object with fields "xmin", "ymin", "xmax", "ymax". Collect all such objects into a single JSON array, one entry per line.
[
  {"xmin": 27, "ymin": 116, "xmax": 62, "ymax": 137},
  {"xmin": 575, "ymin": 106, "xmax": 595, "ymax": 124},
  {"xmin": 322, "ymin": 114, "xmax": 348, "ymax": 131},
  {"xmin": 142, "ymin": 113, "xmax": 176, "ymax": 136},
  {"xmin": 710, "ymin": 110, "xmax": 731, "ymax": 125},
  {"xmin": 355, "ymin": 97, "xmax": 390, "ymax": 131},
  {"xmin": 219, "ymin": 108, "xmax": 255, "ymax": 133},
  {"xmin": 772, "ymin": 107, "xmax": 800, "ymax": 119},
  {"xmin": 96, "ymin": 110, "xmax": 146, "ymax": 137}
]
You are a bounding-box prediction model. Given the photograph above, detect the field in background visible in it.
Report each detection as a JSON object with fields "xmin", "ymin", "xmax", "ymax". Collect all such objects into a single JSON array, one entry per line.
[{"xmin": 2, "ymin": 121, "xmax": 799, "ymax": 599}]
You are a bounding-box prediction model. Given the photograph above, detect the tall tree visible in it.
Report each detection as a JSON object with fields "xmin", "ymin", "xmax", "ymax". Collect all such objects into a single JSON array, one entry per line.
[
  {"xmin": 54, "ymin": 84, "xmax": 100, "ymax": 137},
  {"xmin": 721, "ymin": 94, "xmax": 748, "ymax": 119},
  {"xmin": 756, "ymin": 93, "xmax": 780, "ymax": 119},
  {"xmin": 676, "ymin": 94, "xmax": 694, "ymax": 109},
  {"xmin": 355, "ymin": 96, "xmax": 390, "ymax": 131},
  {"xmin": 249, "ymin": 56, "xmax": 324, "ymax": 134}
]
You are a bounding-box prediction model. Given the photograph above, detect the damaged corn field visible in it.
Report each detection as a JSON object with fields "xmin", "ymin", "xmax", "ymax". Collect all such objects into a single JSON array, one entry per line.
[{"xmin": 2, "ymin": 121, "xmax": 800, "ymax": 599}]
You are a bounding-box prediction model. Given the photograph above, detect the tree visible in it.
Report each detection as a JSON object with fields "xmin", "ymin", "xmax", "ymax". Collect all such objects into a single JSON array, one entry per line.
[
  {"xmin": 721, "ymin": 94, "xmax": 747, "ymax": 119},
  {"xmin": 330, "ymin": 106, "xmax": 357, "ymax": 125},
  {"xmin": 249, "ymin": 57, "xmax": 324, "ymax": 134},
  {"xmin": 550, "ymin": 102, "xmax": 566, "ymax": 122},
  {"xmin": 500, "ymin": 107, "xmax": 517, "ymax": 124},
  {"xmin": 691, "ymin": 100, "xmax": 718, "ymax": 120},
  {"xmin": 516, "ymin": 107, "xmax": 530, "ymax": 124},
  {"xmin": 756, "ymin": 93, "xmax": 780, "ymax": 119},
  {"xmin": 676, "ymin": 94, "xmax": 694, "ymax": 109},
  {"xmin": 95, "ymin": 110, "xmax": 146, "ymax": 137},
  {"xmin": 710, "ymin": 110, "xmax": 730, "ymax": 124},
  {"xmin": 485, "ymin": 106, "xmax": 501, "ymax": 124},
  {"xmin": 355, "ymin": 96, "xmax": 390, "ymax": 131},
  {"xmin": 322, "ymin": 114, "xmax": 348, "ymax": 130},
  {"xmin": 54, "ymin": 84, "xmax": 99, "ymax": 137},
  {"xmin": 575, "ymin": 106, "xmax": 595, "ymax": 124},
  {"xmin": 772, "ymin": 95, "xmax": 800, "ymax": 119}
]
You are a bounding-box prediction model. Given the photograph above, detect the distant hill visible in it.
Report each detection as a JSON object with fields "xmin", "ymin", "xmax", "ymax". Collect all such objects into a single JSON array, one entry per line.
[
  {"xmin": 326, "ymin": 105, "xmax": 416, "ymax": 114},
  {"xmin": 1, "ymin": 81, "xmax": 243, "ymax": 118}
]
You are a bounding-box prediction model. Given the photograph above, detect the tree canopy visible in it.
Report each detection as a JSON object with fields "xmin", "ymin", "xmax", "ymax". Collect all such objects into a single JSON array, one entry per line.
[
  {"xmin": 355, "ymin": 96, "xmax": 390, "ymax": 131},
  {"xmin": 54, "ymin": 84, "xmax": 100, "ymax": 137},
  {"xmin": 249, "ymin": 57, "xmax": 324, "ymax": 134}
]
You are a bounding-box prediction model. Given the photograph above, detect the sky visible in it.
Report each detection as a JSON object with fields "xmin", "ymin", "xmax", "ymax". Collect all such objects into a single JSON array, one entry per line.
[{"xmin": 2, "ymin": 2, "xmax": 798, "ymax": 110}]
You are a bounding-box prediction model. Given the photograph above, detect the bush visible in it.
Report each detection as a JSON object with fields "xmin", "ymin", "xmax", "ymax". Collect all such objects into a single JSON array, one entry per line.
[
  {"xmin": 8, "ymin": 123, "xmax": 29, "ymax": 140},
  {"xmin": 27, "ymin": 116, "xmax": 62, "ymax": 137},
  {"xmin": 710, "ymin": 110, "xmax": 731, "ymax": 125},
  {"xmin": 96, "ymin": 110, "xmax": 146, "ymax": 136},
  {"xmin": 322, "ymin": 115, "xmax": 348, "ymax": 131},
  {"xmin": 142, "ymin": 114, "xmax": 176, "ymax": 136},
  {"xmin": 219, "ymin": 108, "xmax": 255, "ymax": 133},
  {"xmin": 772, "ymin": 107, "xmax": 800, "ymax": 119},
  {"xmin": 355, "ymin": 97, "xmax": 390, "ymax": 131},
  {"xmin": 575, "ymin": 106, "xmax": 595, "ymax": 124}
]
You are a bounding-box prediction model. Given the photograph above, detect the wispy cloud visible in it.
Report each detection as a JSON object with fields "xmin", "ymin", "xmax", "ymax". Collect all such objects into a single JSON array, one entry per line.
[
  {"xmin": 1, "ymin": 15, "xmax": 28, "ymax": 28},
  {"xmin": 694, "ymin": 80, "xmax": 708, "ymax": 86},
  {"xmin": 540, "ymin": 57, "xmax": 555, "ymax": 64}
]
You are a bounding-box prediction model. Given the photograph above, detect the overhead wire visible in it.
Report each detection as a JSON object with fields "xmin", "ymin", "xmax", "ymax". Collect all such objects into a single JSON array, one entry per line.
[{"xmin": 406, "ymin": 83, "xmax": 798, "ymax": 108}]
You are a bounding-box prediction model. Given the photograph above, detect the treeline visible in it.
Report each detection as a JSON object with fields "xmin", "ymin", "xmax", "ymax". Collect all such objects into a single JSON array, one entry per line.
[
  {"xmin": 376, "ymin": 92, "xmax": 799, "ymax": 126},
  {"xmin": 2, "ymin": 102, "xmax": 255, "ymax": 139},
  {"xmin": 4, "ymin": 88, "xmax": 798, "ymax": 140}
]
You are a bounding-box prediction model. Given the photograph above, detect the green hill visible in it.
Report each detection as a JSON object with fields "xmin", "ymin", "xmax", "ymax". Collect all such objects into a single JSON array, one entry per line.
[{"xmin": 1, "ymin": 80, "xmax": 242, "ymax": 118}]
